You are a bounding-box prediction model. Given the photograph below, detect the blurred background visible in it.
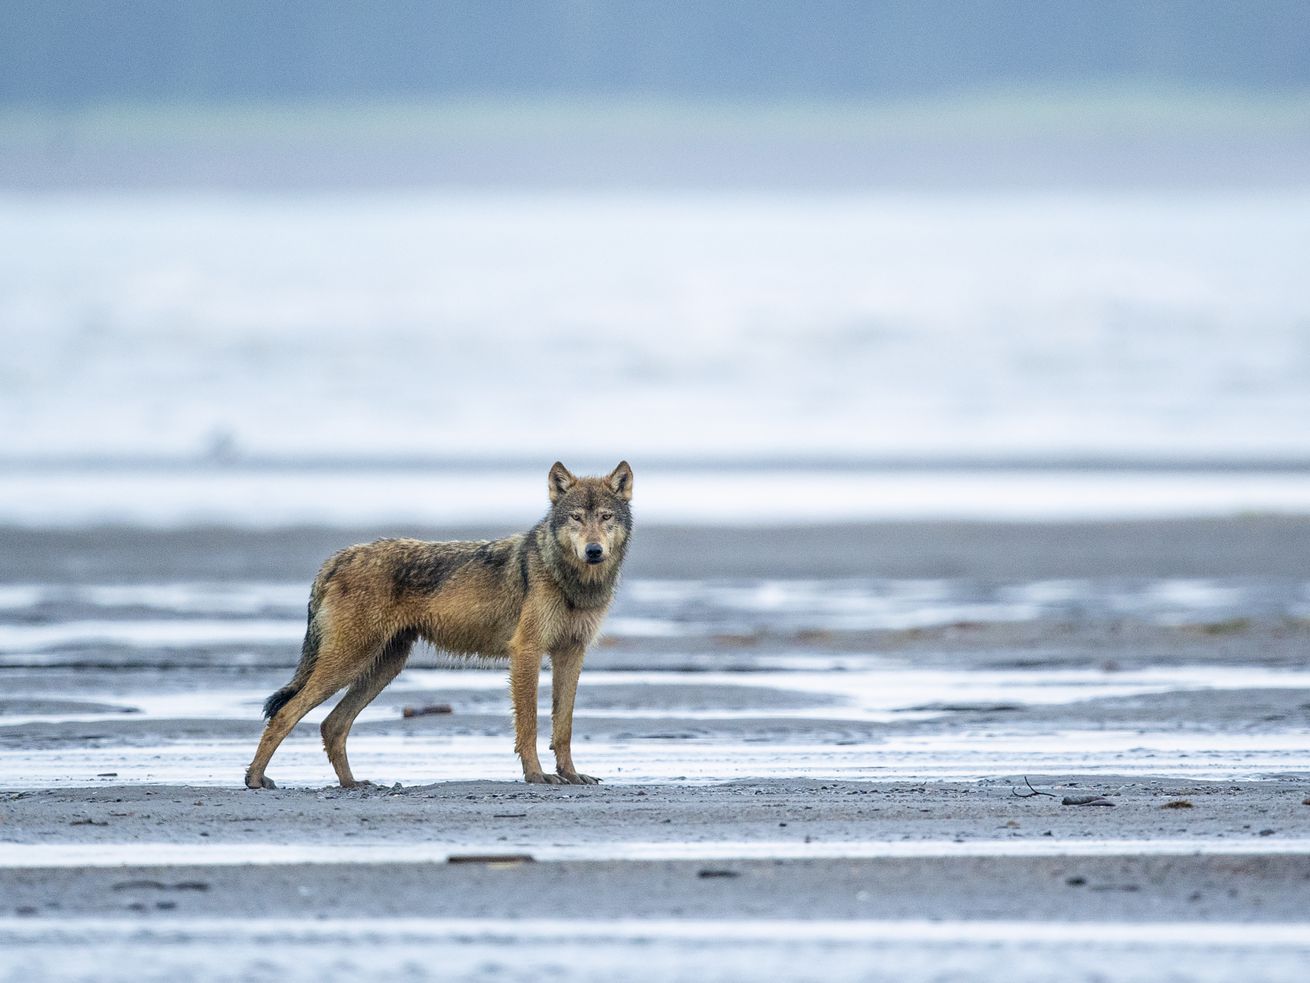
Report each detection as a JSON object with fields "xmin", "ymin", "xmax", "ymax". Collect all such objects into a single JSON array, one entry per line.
[{"xmin": 2, "ymin": 0, "xmax": 1309, "ymax": 524}]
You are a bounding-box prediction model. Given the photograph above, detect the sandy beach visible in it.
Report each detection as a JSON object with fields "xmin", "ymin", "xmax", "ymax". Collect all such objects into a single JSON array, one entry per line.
[{"xmin": 0, "ymin": 517, "xmax": 1307, "ymax": 979}]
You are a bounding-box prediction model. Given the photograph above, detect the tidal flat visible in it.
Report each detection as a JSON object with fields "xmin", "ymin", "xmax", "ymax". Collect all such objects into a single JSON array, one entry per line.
[{"xmin": 1, "ymin": 518, "xmax": 1308, "ymax": 981}]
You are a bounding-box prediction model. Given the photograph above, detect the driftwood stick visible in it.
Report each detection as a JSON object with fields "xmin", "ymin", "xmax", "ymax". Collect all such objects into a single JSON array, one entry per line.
[{"xmin": 1011, "ymin": 776, "xmax": 1057, "ymax": 799}]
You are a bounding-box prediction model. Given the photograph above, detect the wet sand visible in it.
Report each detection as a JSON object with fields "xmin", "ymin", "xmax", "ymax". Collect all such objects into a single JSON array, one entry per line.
[
  {"xmin": 7, "ymin": 515, "xmax": 1310, "ymax": 580},
  {"xmin": 1, "ymin": 519, "xmax": 1308, "ymax": 980},
  {"xmin": 3, "ymin": 779, "xmax": 1310, "ymax": 934}
]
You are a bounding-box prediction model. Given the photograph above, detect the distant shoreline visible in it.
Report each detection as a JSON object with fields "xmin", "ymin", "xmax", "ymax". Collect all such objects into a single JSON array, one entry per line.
[
  {"xmin": 3, "ymin": 92, "xmax": 1308, "ymax": 191},
  {"xmin": 6, "ymin": 454, "xmax": 1310, "ymax": 473},
  {"xmin": 2, "ymin": 467, "xmax": 1310, "ymax": 530},
  {"xmin": 3, "ymin": 467, "xmax": 1310, "ymax": 530}
]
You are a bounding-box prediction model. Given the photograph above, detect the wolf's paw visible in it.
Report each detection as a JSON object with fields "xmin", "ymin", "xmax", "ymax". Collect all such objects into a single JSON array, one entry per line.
[
  {"xmin": 245, "ymin": 771, "xmax": 276, "ymax": 790},
  {"xmin": 524, "ymin": 771, "xmax": 565, "ymax": 785},
  {"xmin": 557, "ymin": 770, "xmax": 600, "ymax": 785}
]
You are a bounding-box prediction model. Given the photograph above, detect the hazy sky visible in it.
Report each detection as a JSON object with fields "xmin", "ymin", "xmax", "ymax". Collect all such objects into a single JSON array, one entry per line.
[{"xmin": 2, "ymin": 1, "xmax": 1307, "ymax": 106}]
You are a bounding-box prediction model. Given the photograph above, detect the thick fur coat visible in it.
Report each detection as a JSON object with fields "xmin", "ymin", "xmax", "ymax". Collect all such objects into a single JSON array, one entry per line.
[{"xmin": 245, "ymin": 461, "xmax": 633, "ymax": 788}]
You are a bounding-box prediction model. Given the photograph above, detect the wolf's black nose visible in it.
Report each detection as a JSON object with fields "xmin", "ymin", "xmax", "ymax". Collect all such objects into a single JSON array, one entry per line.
[{"xmin": 585, "ymin": 543, "xmax": 604, "ymax": 563}]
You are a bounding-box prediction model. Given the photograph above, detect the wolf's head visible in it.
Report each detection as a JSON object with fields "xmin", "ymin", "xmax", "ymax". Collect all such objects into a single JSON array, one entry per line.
[{"xmin": 546, "ymin": 461, "xmax": 633, "ymax": 569}]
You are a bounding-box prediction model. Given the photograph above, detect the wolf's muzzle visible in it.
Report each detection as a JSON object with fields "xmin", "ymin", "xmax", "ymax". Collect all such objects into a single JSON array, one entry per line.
[{"xmin": 584, "ymin": 543, "xmax": 605, "ymax": 564}]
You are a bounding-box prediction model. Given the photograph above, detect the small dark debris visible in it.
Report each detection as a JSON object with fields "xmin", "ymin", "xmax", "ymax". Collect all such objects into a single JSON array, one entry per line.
[
  {"xmin": 447, "ymin": 854, "xmax": 535, "ymax": 865},
  {"xmin": 1189, "ymin": 618, "xmax": 1252, "ymax": 635},
  {"xmin": 1162, "ymin": 800, "xmax": 1194, "ymax": 809},
  {"xmin": 1065, "ymin": 877, "xmax": 1087, "ymax": 886},
  {"xmin": 492, "ymin": 813, "xmax": 527, "ymax": 819},
  {"xmin": 1062, "ymin": 795, "xmax": 1115, "ymax": 807},
  {"xmin": 69, "ymin": 818, "xmax": 109, "ymax": 826},
  {"xmin": 908, "ymin": 702, "xmax": 1023, "ymax": 713},
  {"xmin": 96, "ymin": 773, "xmax": 118, "ymax": 778},
  {"xmin": 1012, "ymin": 777, "xmax": 1056, "ymax": 799},
  {"xmin": 113, "ymin": 880, "xmax": 209, "ymax": 892},
  {"xmin": 402, "ymin": 704, "xmax": 453, "ymax": 718},
  {"xmin": 698, "ymin": 869, "xmax": 740, "ymax": 879},
  {"xmin": 1259, "ymin": 828, "xmax": 1276, "ymax": 836}
]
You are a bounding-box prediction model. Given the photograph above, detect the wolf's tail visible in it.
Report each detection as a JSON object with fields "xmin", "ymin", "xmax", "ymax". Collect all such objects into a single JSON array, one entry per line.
[{"xmin": 262, "ymin": 586, "xmax": 324, "ymax": 720}]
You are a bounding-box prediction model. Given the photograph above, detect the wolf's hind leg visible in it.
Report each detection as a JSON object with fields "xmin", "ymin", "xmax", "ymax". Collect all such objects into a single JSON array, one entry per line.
[
  {"xmin": 321, "ymin": 630, "xmax": 415, "ymax": 788},
  {"xmin": 245, "ymin": 645, "xmax": 362, "ymax": 789}
]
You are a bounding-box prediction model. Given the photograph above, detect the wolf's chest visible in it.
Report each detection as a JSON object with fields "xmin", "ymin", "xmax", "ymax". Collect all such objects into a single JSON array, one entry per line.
[{"xmin": 543, "ymin": 604, "xmax": 609, "ymax": 651}]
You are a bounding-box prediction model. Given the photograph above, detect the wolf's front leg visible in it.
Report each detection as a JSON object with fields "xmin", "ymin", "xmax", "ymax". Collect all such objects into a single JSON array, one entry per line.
[
  {"xmin": 549, "ymin": 645, "xmax": 599, "ymax": 784},
  {"xmin": 509, "ymin": 642, "xmax": 562, "ymax": 784}
]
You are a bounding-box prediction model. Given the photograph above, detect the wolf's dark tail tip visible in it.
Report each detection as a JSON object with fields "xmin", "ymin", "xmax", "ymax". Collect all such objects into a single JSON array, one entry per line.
[{"xmin": 263, "ymin": 685, "xmax": 300, "ymax": 720}]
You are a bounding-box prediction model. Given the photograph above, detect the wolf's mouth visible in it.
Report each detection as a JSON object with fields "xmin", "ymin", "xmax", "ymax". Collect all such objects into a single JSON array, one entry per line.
[{"xmin": 585, "ymin": 555, "xmax": 605, "ymax": 565}]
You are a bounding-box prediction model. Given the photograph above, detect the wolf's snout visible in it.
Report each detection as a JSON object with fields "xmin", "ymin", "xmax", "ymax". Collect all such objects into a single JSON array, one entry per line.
[{"xmin": 584, "ymin": 543, "xmax": 605, "ymax": 563}]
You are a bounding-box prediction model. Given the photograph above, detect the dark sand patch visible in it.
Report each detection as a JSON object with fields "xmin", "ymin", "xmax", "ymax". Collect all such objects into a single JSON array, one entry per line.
[{"xmin": 5, "ymin": 517, "xmax": 1310, "ymax": 583}]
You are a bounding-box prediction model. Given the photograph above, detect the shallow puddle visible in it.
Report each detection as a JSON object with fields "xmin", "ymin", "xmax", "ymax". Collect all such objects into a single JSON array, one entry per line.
[
  {"xmin": 1, "ymin": 915, "xmax": 1307, "ymax": 983},
  {"xmin": 1, "ymin": 576, "xmax": 1306, "ymax": 650},
  {"xmin": 5, "ymin": 665, "xmax": 1309, "ymax": 730},
  {"xmin": 3, "ymin": 838, "xmax": 1310, "ymax": 869},
  {"xmin": 2, "ymin": 727, "xmax": 1307, "ymax": 790}
]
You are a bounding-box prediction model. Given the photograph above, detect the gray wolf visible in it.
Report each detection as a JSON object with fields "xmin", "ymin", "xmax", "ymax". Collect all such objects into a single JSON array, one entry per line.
[{"xmin": 244, "ymin": 461, "xmax": 633, "ymax": 788}]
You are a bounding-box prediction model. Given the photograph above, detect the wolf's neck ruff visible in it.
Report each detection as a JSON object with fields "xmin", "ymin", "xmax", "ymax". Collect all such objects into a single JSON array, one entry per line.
[{"xmin": 535, "ymin": 522, "xmax": 625, "ymax": 610}]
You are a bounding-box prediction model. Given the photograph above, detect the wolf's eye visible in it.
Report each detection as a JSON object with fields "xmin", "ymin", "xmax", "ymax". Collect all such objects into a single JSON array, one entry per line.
[
  {"xmin": 570, "ymin": 513, "xmax": 583, "ymax": 523},
  {"xmin": 600, "ymin": 511, "xmax": 614, "ymax": 521}
]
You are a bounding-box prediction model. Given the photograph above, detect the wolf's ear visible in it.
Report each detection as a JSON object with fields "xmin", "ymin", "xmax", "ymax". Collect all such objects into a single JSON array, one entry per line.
[
  {"xmin": 607, "ymin": 460, "xmax": 634, "ymax": 501},
  {"xmin": 548, "ymin": 462, "xmax": 577, "ymax": 503}
]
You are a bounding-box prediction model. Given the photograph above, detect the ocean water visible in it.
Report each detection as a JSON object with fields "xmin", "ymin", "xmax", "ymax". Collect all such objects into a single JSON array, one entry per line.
[{"xmin": 3, "ymin": 189, "xmax": 1309, "ymax": 467}]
